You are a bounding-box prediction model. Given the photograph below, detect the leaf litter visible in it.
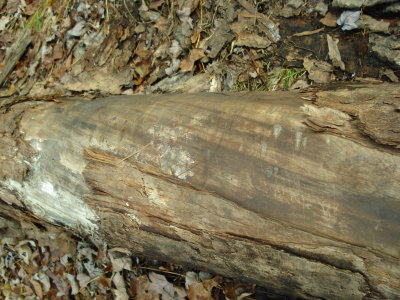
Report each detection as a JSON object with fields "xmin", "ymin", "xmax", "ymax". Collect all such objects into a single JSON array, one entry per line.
[
  {"xmin": 0, "ymin": 218, "xmax": 262, "ymax": 299},
  {"xmin": 0, "ymin": 0, "xmax": 397, "ymax": 98}
]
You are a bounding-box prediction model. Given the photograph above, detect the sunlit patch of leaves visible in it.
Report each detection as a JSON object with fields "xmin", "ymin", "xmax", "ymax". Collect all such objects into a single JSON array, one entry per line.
[
  {"xmin": 234, "ymin": 61, "xmax": 306, "ymax": 92},
  {"xmin": 25, "ymin": 0, "xmax": 51, "ymax": 32}
]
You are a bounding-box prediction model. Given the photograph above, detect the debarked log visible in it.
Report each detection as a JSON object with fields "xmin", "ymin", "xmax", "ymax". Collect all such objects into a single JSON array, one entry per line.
[{"xmin": 0, "ymin": 84, "xmax": 399, "ymax": 299}]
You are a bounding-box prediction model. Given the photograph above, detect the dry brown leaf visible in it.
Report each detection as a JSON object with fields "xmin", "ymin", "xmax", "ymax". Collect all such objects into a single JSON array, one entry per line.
[
  {"xmin": 29, "ymin": 279, "xmax": 43, "ymax": 298},
  {"xmin": 326, "ymin": 34, "xmax": 345, "ymax": 71},
  {"xmin": 135, "ymin": 42, "xmax": 153, "ymax": 59},
  {"xmin": 149, "ymin": 0, "xmax": 166, "ymax": 10},
  {"xmin": 231, "ymin": 10, "xmax": 272, "ymax": 48},
  {"xmin": 191, "ymin": 28, "xmax": 202, "ymax": 44},
  {"xmin": 180, "ymin": 49, "xmax": 205, "ymax": 72},
  {"xmin": 303, "ymin": 58, "xmax": 333, "ymax": 83},
  {"xmin": 188, "ymin": 279, "xmax": 219, "ymax": 300},
  {"xmin": 223, "ymin": 282, "xmax": 254, "ymax": 300},
  {"xmin": 134, "ymin": 275, "xmax": 160, "ymax": 300},
  {"xmin": 24, "ymin": 1, "xmax": 39, "ymax": 16},
  {"xmin": 15, "ymin": 63, "xmax": 26, "ymax": 78},
  {"xmin": 22, "ymin": 284, "xmax": 34, "ymax": 297},
  {"xmin": 154, "ymin": 17, "xmax": 169, "ymax": 32},
  {"xmin": 147, "ymin": 272, "xmax": 176, "ymax": 300},
  {"xmin": 64, "ymin": 55, "xmax": 73, "ymax": 70},
  {"xmin": 134, "ymin": 61, "xmax": 152, "ymax": 85},
  {"xmin": 320, "ymin": 12, "xmax": 338, "ymax": 27},
  {"xmin": 113, "ymin": 272, "xmax": 129, "ymax": 300},
  {"xmin": 53, "ymin": 44, "xmax": 64, "ymax": 60}
]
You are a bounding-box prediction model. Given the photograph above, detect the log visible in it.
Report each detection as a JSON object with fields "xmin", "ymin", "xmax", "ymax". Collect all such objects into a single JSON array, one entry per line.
[{"xmin": 0, "ymin": 84, "xmax": 399, "ymax": 299}]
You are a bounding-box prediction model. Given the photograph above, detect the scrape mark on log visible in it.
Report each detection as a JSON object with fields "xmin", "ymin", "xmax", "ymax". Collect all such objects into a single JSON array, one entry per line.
[
  {"xmin": 295, "ymin": 131, "xmax": 303, "ymax": 150},
  {"xmin": 148, "ymin": 124, "xmax": 197, "ymax": 180},
  {"xmin": 273, "ymin": 124, "xmax": 282, "ymax": 138},
  {"xmin": 3, "ymin": 133, "xmax": 99, "ymax": 232}
]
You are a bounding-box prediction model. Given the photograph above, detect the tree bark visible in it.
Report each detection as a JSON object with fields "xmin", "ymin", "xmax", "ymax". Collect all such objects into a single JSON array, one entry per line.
[{"xmin": 0, "ymin": 83, "xmax": 399, "ymax": 299}]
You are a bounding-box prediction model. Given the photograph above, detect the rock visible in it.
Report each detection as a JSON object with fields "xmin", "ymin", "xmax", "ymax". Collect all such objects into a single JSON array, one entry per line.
[
  {"xmin": 332, "ymin": 0, "xmax": 397, "ymax": 9},
  {"xmin": 369, "ymin": 34, "xmax": 400, "ymax": 68}
]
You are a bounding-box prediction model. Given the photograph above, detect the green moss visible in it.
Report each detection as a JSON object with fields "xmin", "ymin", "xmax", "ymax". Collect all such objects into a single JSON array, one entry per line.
[{"xmin": 233, "ymin": 63, "xmax": 306, "ymax": 92}]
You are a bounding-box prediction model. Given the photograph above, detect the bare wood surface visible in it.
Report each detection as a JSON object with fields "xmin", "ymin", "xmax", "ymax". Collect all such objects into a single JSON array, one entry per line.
[
  {"xmin": 0, "ymin": 84, "xmax": 399, "ymax": 299},
  {"xmin": 0, "ymin": 29, "xmax": 32, "ymax": 87}
]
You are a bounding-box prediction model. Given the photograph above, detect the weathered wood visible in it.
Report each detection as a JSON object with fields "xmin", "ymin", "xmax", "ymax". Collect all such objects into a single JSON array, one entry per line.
[
  {"xmin": 0, "ymin": 84, "xmax": 399, "ymax": 299},
  {"xmin": 0, "ymin": 29, "xmax": 32, "ymax": 87}
]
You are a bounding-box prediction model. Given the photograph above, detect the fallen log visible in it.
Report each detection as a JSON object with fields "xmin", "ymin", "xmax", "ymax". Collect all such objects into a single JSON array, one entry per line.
[{"xmin": 0, "ymin": 84, "xmax": 399, "ymax": 299}]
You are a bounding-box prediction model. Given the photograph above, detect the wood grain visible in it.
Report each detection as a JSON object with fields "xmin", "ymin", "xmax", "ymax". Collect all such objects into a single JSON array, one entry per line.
[{"xmin": 0, "ymin": 85, "xmax": 399, "ymax": 299}]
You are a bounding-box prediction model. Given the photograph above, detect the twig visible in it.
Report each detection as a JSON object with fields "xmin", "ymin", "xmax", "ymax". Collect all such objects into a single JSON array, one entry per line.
[
  {"xmin": 123, "ymin": 0, "xmax": 135, "ymax": 20},
  {"xmin": 105, "ymin": 0, "xmax": 109, "ymax": 22},
  {"xmin": 245, "ymin": 48, "xmax": 265, "ymax": 84},
  {"xmin": 131, "ymin": 266, "xmax": 185, "ymax": 277},
  {"xmin": 118, "ymin": 142, "xmax": 153, "ymax": 164}
]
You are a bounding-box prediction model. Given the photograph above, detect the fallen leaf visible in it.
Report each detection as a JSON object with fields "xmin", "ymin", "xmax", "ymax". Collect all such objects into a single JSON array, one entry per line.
[
  {"xmin": 223, "ymin": 282, "xmax": 254, "ymax": 300},
  {"xmin": 67, "ymin": 21, "xmax": 88, "ymax": 38},
  {"xmin": 326, "ymin": 34, "xmax": 345, "ymax": 71},
  {"xmin": 77, "ymin": 272, "xmax": 91, "ymax": 288},
  {"xmin": 148, "ymin": 272, "xmax": 176, "ymax": 300},
  {"xmin": 231, "ymin": 10, "xmax": 272, "ymax": 49},
  {"xmin": 33, "ymin": 272, "xmax": 51, "ymax": 292},
  {"xmin": 180, "ymin": 48, "xmax": 205, "ymax": 72},
  {"xmin": 320, "ymin": 12, "xmax": 338, "ymax": 27},
  {"xmin": 29, "ymin": 279, "xmax": 43, "ymax": 298},
  {"xmin": 134, "ymin": 61, "xmax": 152, "ymax": 85},
  {"xmin": 66, "ymin": 273, "xmax": 80, "ymax": 295},
  {"xmin": 185, "ymin": 271, "xmax": 199, "ymax": 289},
  {"xmin": 134, "ymin": 275, "xmax": 159, "ymax": 300},
  {"xmin": 154, "ymin": 17, "xmax": 169, "ymax": 31},
  {"xmin": 380, "ymin": 68, "xmax": 399, "ymax": 82},
  {"xmin": 24, "ymin": 1, "xmax": 39, "ymax": 16},
  {"xmin": 135, "ymin": 42, "xmax": 153, "ymax": 59},
  {"xmin": 187, "ymin": 278, "xmax": 219, "ymax": 300},
  {"xmin": 149, "ymin": 0, "xmax": 165, "ymax": 10},
  {"xmin": 109, "ymin": 255, "xmax": 132, "ymax": 273},
  {"xmin": 52, "ymin": 44, "xmax": 64, "ymax": 60},
  {"xmin": 113, "ymin": 271, "xmax": 129, "ymax": 300},
  {"xmin": 303, "ymin": 58, "xmax": 333, "ymax": 83}
]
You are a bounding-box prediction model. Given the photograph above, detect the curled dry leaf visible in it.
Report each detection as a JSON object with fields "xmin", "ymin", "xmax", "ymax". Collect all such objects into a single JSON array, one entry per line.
[
  {"xmin": 303, "ymin": 57, "xmax": 334, "ymax": 83},
  {"xmin": 326, "ymin": 34, "xmax": 345, "ymax": 71},
  {"xmin": 187, "ymin": 278, "xmax": 219, "ymax": 300},
  {"xmin": 29, "ymin": 279, "xmax": 43, "ymax": 298},
  {"xmin": 134, "ymin": 275, "xmax": 159, "ymax": 300},
  {"xmin": 180, "ymin": 49, "xmax": 205, "ymax": 72},
  {"xmin": 320, "ymin": 12, "xmax": 338, "ymax": 27}
]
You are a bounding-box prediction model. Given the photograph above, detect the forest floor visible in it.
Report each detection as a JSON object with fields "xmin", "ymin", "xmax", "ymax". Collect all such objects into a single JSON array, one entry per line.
[{"xmin": 0, "ymin": 0, "xmax": 399, "ymax": 299}]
